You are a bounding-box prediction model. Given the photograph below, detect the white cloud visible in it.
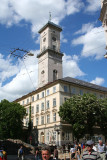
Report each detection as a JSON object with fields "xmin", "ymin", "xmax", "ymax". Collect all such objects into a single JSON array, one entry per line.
[
  {"xmin": 90, "ymin": 77, "xmax": 105, "ymax": 85},
  {"xmin": 0, "ymin": 0, "xmax": 85, "ymax": 36},
  {"xmin": 63, "ymin": 53, "xmax": 85, "ymax": 78},
  {"xmin": 72, "ymin": 24, "xmax": 106, "ymax": 60},
  {"xmin": 0, "ymin": 50, "xmax": 39, "ymax": 102},
  {"xmin": 85, "ymin": 0, "xmax": 101, "ymax": 12},
  {"xmin": 65, "ymin": 0, "xmax": 84, "ymax": 15}
]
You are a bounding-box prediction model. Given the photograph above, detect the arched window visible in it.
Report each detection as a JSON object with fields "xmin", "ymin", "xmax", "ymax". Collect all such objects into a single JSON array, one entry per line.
[{"xmin": 53, "ymin": 70, "xmax": 58, "ymax": 81}]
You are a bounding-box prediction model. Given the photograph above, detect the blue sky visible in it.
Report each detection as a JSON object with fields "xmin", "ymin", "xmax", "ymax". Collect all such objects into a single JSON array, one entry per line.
[{"xmin": 0, "ymin": 0, "xmax": 107, "ymax": 102}]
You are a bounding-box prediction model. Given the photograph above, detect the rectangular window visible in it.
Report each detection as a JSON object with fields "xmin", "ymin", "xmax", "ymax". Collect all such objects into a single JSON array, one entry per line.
[
  {"xmin": 27, "ymin": 98, "xmax": 29, "ymax": 104},
  {"xmin": 36, "ymin": 117, "xmax": 39, "ymax": 126},
  {"xmin": 66, "ymin": 132, "xmax": 69, "ymax": 140},
  {"xmin": 79, "ymin": 90, "xmax": 83, "ymax": 95},
  {"xmin": 53, "ymin": 113, "xmax": 56, "ymax": 122},
  {"xmin": 41, "ymin": 102, "xmax": 44, "ymax": 111},
  {"xmin": 64, "ymin": 86, "xmax": 68, "ymax": 92},
  {"xmin": 47, "ymin": 100, "xmax": 50, "ymax": 109},
  {"xmin": 36, "ymin": 104, "xmax": 39, "ymax": 113},
  {"xmin": 53, "ymin": 131, "xmax": 56, "ymax": 141},
  {"xmin": 47, "ymin": 114, "xmax": 50, "ymax": 123},
  {"xmin": 47, "ymin": 89, "xmax": 49, "ymax": 96},
  {"xmin": 41, "ymin": 116, "xmax": 44, "ymax": 125},
  {"xmin": 37, "ymin": 94, "xmax": 39, "ymax": 100},
  {"xmin": 32, "ymin": 96, "xmax": 34, "ymax": 102},
  {"xmin": 71, "ymin": 88, "xmax": 76, "ymax": 94},
  {"xmin": 53, "ymin": 45, "xmax": 56, "ymax": 50},
  {"xmin": 42, "ymin": 92, "xmax": 44, "ymax": 98},
  {"xmin": 53, "ymin": 98, "xmax": 56, "ymax": 107},
  {"xmin": 46, "ymin": 132, "xmax": 49, "ymax": 141},
  {"xmin": 22, "ymin": 100, "xmax": 24, "ymax": 105},
  {"xmin": 53, "ymin": 86, "xmax": 56, "ymax": 93},
  {"xmin": 31, "ymin": 106, "xmax": 34, "ymax": 114}
]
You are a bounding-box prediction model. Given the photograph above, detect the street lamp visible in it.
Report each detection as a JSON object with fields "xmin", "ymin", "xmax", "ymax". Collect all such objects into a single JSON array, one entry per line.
[
  {"xmin": 104, "ymin": 52, "xmax": 107, "ymax": 59},
  {"xmin": 54, "ymin": 124, "xmax": 62, "ymax": 146}
]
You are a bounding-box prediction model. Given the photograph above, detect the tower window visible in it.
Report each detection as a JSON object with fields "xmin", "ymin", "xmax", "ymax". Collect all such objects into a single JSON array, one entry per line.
[
  {"xmin": 53, "ymin": 70, "xmax": 57, "ymax": 81},
  {"xmin": 53, "ymin": 45, "xmax": 56, "ymax": 50},
  {"xmin": 43, "ymin": 37, "xmax": 46, "ymax": 42},
  {"xmin": 52, "ymin": 37, "xmax": 56, "ymax": 41}
]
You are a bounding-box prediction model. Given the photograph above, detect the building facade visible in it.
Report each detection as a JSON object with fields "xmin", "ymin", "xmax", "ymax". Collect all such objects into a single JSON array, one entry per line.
[{"xmin": 15, "ymin": 21, "xmax": 107, "ymax": 145}]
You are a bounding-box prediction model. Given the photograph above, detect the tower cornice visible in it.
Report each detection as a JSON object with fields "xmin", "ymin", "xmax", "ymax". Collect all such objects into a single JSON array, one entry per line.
[{"xmin": 38, "ymin": 21, "xmax": 62, "ymax": 33}]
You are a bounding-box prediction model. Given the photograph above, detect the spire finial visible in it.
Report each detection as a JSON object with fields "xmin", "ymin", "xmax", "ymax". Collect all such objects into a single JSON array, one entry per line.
[{"xmin": 49, "ymin": 12, "xmax": 51, "ymax": 21}]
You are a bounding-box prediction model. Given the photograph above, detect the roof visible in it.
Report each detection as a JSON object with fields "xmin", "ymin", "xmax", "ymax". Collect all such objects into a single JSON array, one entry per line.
[
  {"xmin": 14, "ymin": 76, "xmax": 107, "ymax": 102},
  {"xmin": 38, "ymin": 21, "xmax": 62, "ymax": 33},
  {"xmin": 60, "ymin": 77, "xmax": 107, "ymax": 92}
]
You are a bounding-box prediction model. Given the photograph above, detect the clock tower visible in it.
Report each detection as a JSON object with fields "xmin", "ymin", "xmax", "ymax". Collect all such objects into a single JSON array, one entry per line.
[{"xmin": 37, "ymin": 21, "xmax": 63, "ymax": 88}]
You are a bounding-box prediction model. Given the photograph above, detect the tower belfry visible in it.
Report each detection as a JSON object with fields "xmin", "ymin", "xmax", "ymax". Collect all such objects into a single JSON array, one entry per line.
[{"xmin": 37, "ymin": 21, "xmax": 63, "ymax": 88}]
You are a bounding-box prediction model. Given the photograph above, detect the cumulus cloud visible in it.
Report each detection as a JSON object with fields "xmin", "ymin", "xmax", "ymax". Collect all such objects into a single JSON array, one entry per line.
[
  {"xmin": 72, "ymin": 23, "xmax": 105, "ymax": 60},
  {"xmin": 85, "ymin": 0, "xmax": 101, "ymax": 12},
  {"xmin": 90, "ymin": 77, "xmax": 105, "ymax": 85},
  {"xmin": 0, "ymin": 0, "xmax": 86, "ymax": 36},
  {"xmin": 63, "ymin": 53, "xmax": 85, "ymax": 78}
]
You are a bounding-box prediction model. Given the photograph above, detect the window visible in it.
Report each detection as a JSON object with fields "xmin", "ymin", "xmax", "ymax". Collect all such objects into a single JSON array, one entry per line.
[
  {"xmin": 47, "ymin": 89, "xmax": 49, "ymax": 96},
  {"xmin": 22, "ymin": 100, "xmax": 24, "ymax": 105},
  {"xmin": 53, "ymin": 70, "xmax": 57, "ymax": 81},
  {"xmin": 53, "ymin": 113, "xmax": 56, "ymax": 122},
  {"xmin": 47, "ymin": 100, "xmax": 50, "ymax": 109},
  {"xmin": 53, "ymin": 98, "xmax": 56, "ymax": 107},
  {"xmin": 32, "ymin": 96, "xmax": 34, "ymax": 102},
  {"xmin": 71, "ymin": 88, "xmax": 76, "ymax": 94},
  {"xmin": 31, "ymin": 119, "xmax": 33, "ymax": 126},
  {"xmin": 65, "ymin": 132, "xmax": 69, "ymax": 140},
  {"xmin": 46, "ymin": 132, "xmax": 49, "ymax": 141},
  {"xmin": 79, "ymin": 90, "xmax": 83, "ymax": 95},
  {"xmin": 41, "ymin": 102, "xmax": 44, "ymax": 111},
  {"xmin": 37, "ymin": 94, "xmax": 39, "ymax": 100},
  {"xmin": 53, "ymin": 86, "xmax": 56, "ymax": 93},
  {"xmin": 36, "ymin": 117, "xmax": 39, "ymax": 126},
  {"xmin": 42, "ymin": 92, "xmax": 44, "ymax": 98},
  {"xmin": 53, "ymin": 45, "xmax": 56, "ymax": 50},
  {"xmin": 64, "ymin": 86, "xmax": 68, "ymax": 92},
  {"xmin": 47, "ymin": 114, "xmax": 50, "ymax": 123},
  {"xmin": 100, "ymin": 95, "xmax": 103, "ymax": 99},
  {"xmin": 31, "ymin": 106, "xmax": 34, "ymax": 114},
  {"xmin": 53, "ymin": 131, "xmax": 56, "ymax": 141},
  {"xmin": 41, "ymin": 116, "xmax": 44, "ymax": 125},
  {"xmin": 52, "ymin": 37, "xmax": 56, "ymax": 41},
  {"xmin": 27, "ymin": 98, "xmax": 29, "ymax": 104},
  {"xmin": 43, "ymin": 37, "xmax": 46, "ymax": 42},
  {"xmin": 36, "ymin": 104, "xmax": 39, "ymax": 113}
]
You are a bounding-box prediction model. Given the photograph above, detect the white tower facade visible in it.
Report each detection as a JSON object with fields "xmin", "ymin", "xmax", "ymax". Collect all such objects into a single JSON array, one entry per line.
[{"xmin": 37, "ymin": 21, "xmax": 63, "ymax": 88}]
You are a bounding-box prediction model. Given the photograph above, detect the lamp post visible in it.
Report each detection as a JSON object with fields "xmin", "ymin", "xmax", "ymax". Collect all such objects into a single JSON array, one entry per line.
[{"xmin": 54, "ymin": 124, "xmax": 62, "ymax": 146}]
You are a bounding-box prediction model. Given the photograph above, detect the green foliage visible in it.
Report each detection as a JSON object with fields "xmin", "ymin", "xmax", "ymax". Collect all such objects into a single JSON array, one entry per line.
[
  {"xmin": 0, "ymin": 99, "xmax": 26, "ymax": 139},
  {"xmin": 59, "ymin": 94, "xmax": 107, "ymax": 140}
]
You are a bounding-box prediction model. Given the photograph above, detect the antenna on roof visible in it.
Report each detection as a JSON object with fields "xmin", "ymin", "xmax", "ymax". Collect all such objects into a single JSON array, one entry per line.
[{"xmin": 49, "ymin": 12, "xmax": 51, "ymax": 21}]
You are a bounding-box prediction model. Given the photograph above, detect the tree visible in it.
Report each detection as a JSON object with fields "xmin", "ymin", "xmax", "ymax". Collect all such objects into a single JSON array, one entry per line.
[
  {"xmin": 0, "ymin": 99, "xmax": 26, "ymax": 139},
  {"xmin": 59, "ymin": 94, "xmax": 107, "ymax": 140}
]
